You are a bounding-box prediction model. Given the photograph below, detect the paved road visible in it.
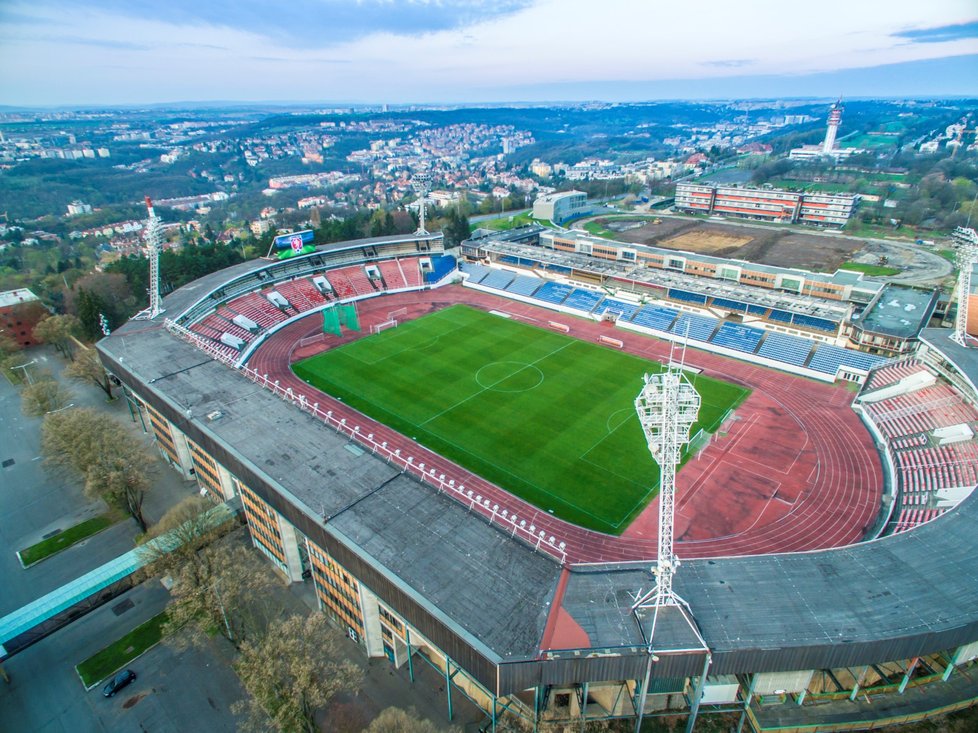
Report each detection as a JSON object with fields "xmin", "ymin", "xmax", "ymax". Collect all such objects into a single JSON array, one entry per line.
[
  {"xmin": 0, "ymin": 582, "xmax": 246, "ymax": 733},
  {"xmin": 0, "ymin": 346, "xmax": 197, "ymax": 616}
]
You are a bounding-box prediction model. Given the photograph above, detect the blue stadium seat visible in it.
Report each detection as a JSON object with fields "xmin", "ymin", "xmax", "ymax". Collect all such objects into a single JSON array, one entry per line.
[
  {"xmin": 599, "ymin": 299, "xmax": 640, "ymax": 320},
  {"xmin": 747, "ymin": 304, "xmax": 768, "ymax": 316},
  {"xmin": 460, "ymin": 261, "xmax": 490, "ymax": 284},
  {"xmin": 563, "ymin": 288, "xmax": 605, "ymax": 313},
  {"xmin": 792, "ymin": 313, "xmax": 838, "ymax": 333},
  {"xmin": 668, "ymin": 288, "xmax": 708, "ymax": 305},
  {"xmin": 757, "ymin": 332, "xmax": 815, "ymax": 367},
  {"xmin": 711, "ymin": 297, "xmax": 747, "ymax": 312},
  {"xmin": 710, "ymin": 323, "xmax": 764, "ymax": 353},
  {"xmin": 424, "ymin": 255, "xmax": 457, "ymax": 283},
  {"xmin": 505, "ymin": 275, "xmax": 543, "ymax": 297},
  {"xmin": 670, "ymin": 314, "xmax": 718, "ymax": 342},
  {"xmin": 481, "ymin": 270, "xmax": 517, "ymax": 291},
  {"xmin": 631, "ymin": 305, "xmax": 680, "ymax": 332},
  {"xmin": 534, "ymin": 282, "xmax": 575, "ymax": 306},
  {"xmin": 768, "ymin": 309, "xmax": 793, "ymax": 324},
  {"xmin": 809, "ymin": 344, "xmax": 886, "ymax": 375}
]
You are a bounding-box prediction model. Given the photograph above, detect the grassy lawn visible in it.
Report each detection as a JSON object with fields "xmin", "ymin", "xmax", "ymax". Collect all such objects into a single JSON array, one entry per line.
[
  {"xmin": 481, "ymin": 212, "xmax": 543, "ymax": 231},
  {"xmin": 294, "ymin": 305, "xmax": 748, "ymax": 534},
  {"xmin": 838, "ymin": 262, "xmax": 902, "ymax": 277},
  {"xmin": 76, "ymin": 612, "xmax": 169, "ymax": 688},
  {"xmin": 18, "ymin": 513, "xmax": 119, "ymax": 567}
]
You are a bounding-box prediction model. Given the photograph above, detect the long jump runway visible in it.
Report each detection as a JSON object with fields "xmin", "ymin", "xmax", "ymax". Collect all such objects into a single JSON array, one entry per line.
[{"xmin": 246, "ymin": 286, "xmax": 883, "ymax": 563}]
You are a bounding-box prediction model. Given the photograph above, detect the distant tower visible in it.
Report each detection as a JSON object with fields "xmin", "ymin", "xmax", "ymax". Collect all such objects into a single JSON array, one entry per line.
[
  {"xmin": 412, "ymin": 171, "xmax": 432, "ymax": 236},
  {"xmin": 822, "ymin": 99, "xmax": 843, "ymax": 153},
  {"xmin": 952, "ymin": 227, "xmax": 978, "ymax": 347},
  {"xmin": 135, "ymin": 196, "xmax": 165, "ymax": 320}
]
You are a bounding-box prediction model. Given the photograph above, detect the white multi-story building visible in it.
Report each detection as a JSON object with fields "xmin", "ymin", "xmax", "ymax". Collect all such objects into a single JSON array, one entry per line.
[{"xmin": 532, "ymin": 190, "xmax": 588, "ymax": 224}]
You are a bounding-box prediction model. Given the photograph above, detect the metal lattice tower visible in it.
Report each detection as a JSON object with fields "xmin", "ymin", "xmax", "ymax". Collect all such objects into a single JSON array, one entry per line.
[
  {"xmin": 139, "ymin": 196, "xmax": 165, "ymax": 320},
  {"xmin": 952, "ymin": 227, "xmax": 978, "ymax": 347},
  {"xmin": 632, "ymin": 367, "xmax": 701, "ymax": 608},
  {"xmin": 412, "ymin": 171, "xmax": 432, "ymax": 236}
]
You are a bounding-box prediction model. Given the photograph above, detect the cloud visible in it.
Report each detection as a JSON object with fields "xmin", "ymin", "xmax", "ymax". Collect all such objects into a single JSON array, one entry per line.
[
  {"xmin": 704, "ymin": 59, "xmax": 755, "ymax": 69},
  {"xmin": 1, "ymin": 0, "xmax": 976, "ymax": 105},
  {"xmin": 894, "ymin": 20, "xmax": 978, "ymax": 43},
  {"xmin": 15, "ymin": 0, "xmax": 536, "ymax": 47}
]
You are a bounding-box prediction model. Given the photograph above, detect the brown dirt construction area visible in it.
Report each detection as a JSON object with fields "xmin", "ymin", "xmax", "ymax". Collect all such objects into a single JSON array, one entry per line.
[{"xmin": 594, "ymin": 217, "xmax": 867, "ymax": 272}]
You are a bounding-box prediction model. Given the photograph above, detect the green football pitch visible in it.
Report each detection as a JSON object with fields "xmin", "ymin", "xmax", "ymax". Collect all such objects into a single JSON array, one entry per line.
[{"xmin": 293, "ymin": 305, "xmax": 749, "ymax": 534}]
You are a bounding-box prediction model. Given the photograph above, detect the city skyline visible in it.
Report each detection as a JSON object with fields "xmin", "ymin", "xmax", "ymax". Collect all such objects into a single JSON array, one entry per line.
[{"xmin": 1, "ymin": 0, "xmax": 977, "ymax": 107}]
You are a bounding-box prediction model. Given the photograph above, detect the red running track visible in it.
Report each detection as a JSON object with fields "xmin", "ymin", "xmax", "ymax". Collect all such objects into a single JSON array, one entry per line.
[{"xmin": 246, "ymin": 287, "xmax": 883, "ymax": 563}]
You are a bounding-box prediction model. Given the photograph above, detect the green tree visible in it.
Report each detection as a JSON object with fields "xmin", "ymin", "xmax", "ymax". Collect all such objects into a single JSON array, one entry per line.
[{"xmin": 232, "ymin": 613, "xmax": 361, "ymax": 733}]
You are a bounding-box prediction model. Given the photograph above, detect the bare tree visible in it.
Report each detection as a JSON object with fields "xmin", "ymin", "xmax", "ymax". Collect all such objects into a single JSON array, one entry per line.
[
  {"xmin": 65, "ymin": 348, "xmax": 114, "ymax": 399},
  {"xmin": 20, "ymin": 378, "xmax": 73, "ymax": 417},
  {"xmin": 232, "ymin": 613, "xmax": 362, "ymax": 733},
  {"xmin": 33, "ymin": 314, "xmax": 82, "ymax": 361},
  {"xmin": 138, "ymin": 496, "xmax": 237, "ymax": 578},
  {"xmin": 164, "ymin": 541, "xmax": 279, "ymax": 648},
  {"xmin": 41, "ymin": 407, "xmax": 156, "ymax": 531},
  {"xmin": 365, "ymin": 707, "xmax": 452, "ymax": 733}
]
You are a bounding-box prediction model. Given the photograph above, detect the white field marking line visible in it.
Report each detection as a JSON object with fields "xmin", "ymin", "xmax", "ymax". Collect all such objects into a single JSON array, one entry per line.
[
  {"xmin": 342, "ymin": 315, "xmax": 472, "ymax": 366},
  {"xmin": 419, "ymin": 341, "xmax": 573, "ymax": 427},
  {"xmin": 408, "ymin": 425, "xmax": 623, "ymax": 526}
]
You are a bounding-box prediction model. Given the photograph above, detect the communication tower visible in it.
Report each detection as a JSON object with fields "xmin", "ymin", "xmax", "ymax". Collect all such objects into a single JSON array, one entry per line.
[
  {"xmin": 134, "ymin": 196, "xmax": 165, "ymax": 320},
  {"xmin": 412, "ymin": 171, "xmax": 432, "ymax": 236},
  {"xmin": 822, "ymin": 99, "xmax": 843, "ymax": 154},
  {"xmin": 952, "ymin": 227, "xmax": 978, "ymax": 347}
]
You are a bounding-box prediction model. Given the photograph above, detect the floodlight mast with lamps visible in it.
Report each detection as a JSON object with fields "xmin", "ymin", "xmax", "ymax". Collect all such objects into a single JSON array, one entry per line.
[
  {"xmin": 412, "ymin": 171, "xmax": 432, "ymax": 236},
  {"xmin": 632, "ymin": 366, "xmax": 701, "ymax": 610},
  {"xmin": 951, "ymin": 227, "xmax": 978, "ymax": 348},
  {"xmin": 630, "ymin": 363, "xmax": 705, "ymax": 733},
  {"xmin": 134, "ymin": 196, "xmax": 165, "ymax": 320}
]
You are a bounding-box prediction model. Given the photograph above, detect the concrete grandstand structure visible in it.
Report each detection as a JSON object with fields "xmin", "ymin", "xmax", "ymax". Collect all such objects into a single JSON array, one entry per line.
[
  {"xmin": 96, "ymin": 231, "xmax": 978, "ymax": 732},
  {"xmin": 675, "ymin": 182, "xmax": 858, "ymax": 227}
]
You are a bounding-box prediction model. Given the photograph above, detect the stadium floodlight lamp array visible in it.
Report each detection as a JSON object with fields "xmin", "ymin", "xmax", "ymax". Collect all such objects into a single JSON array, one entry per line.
[
  {"xmin": 952, "ymin": 227, "xmax": 978, "ymax": 348},
  {"xmin": 412, "ymin": 171, "xmax": 432, "ymax": 236},
  {"xmin": 632, "ymin": 365, "xmax": 700, "ymax": 611},
  {"xmin": 134, "ymin": 196, "xmax": 165, "ymax": 320}
]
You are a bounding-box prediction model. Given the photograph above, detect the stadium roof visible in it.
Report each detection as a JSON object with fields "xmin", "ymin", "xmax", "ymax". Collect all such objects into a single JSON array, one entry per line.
[
  {"xmin": 97, "ymin": 242, "xmax": 978, "ymax": 674},
  {"xmin": 480, "ymin": 239, "xmax": 850, "ymax": 321},
  {"xmin": 849, "ymin": 283, "xmax": 938, "ymax": 339}
]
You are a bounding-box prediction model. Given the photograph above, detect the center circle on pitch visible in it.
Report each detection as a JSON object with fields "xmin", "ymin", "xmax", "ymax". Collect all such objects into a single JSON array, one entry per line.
[{"xmin": 475, "ymin": 361, "xmax": 545, "ymax": 393}]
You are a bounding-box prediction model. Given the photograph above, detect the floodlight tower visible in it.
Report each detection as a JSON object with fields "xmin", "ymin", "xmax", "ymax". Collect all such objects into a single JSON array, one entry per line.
[
  {"xmin": 952, "ymin": 227, "xmax": 978, "ymax": 347},
  {"xmin": 138, "ymin": 196, "xmax": 165, "ymax": 320},
  {"xmin": 632, "ymin": 366, "xmax": 701, "ymax": 610},
  {"xmin": 412, "ymin": 171, "xmax": 432, "ymax": 236}
]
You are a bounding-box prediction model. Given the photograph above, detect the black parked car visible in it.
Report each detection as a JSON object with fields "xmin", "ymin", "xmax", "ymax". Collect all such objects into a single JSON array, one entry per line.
[{"xmin": 102, "ymin": 669, "xmax": 136, "ymax": 697}]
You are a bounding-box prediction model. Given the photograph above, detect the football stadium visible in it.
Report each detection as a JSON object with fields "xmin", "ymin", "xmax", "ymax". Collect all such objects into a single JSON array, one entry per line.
[{"xmin": 91, "ymin": 228, "xmax": 978, "ymax": 731}]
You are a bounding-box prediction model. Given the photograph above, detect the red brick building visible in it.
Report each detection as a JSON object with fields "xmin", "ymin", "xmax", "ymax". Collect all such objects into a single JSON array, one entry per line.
[{"xmin": 0, "ymin": 289, "xmax": 48, "ymax": 348}]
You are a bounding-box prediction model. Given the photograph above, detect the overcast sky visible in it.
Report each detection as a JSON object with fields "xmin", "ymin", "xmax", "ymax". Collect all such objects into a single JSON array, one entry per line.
[{"xmin": 1, "ymin": 0, "xmax": 977, "ymax": 106}]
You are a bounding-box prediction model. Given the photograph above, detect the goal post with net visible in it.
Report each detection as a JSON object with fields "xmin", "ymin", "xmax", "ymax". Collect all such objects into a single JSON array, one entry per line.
[{"xmin": 370, "ymin": 319, "xmax": 398, "ymax": 335}]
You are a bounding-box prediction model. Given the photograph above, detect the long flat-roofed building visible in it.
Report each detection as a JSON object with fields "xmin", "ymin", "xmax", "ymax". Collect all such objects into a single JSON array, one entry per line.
[{"xmin": 675, "ymin": 182, "xmax": 857, "ymax": 227}]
